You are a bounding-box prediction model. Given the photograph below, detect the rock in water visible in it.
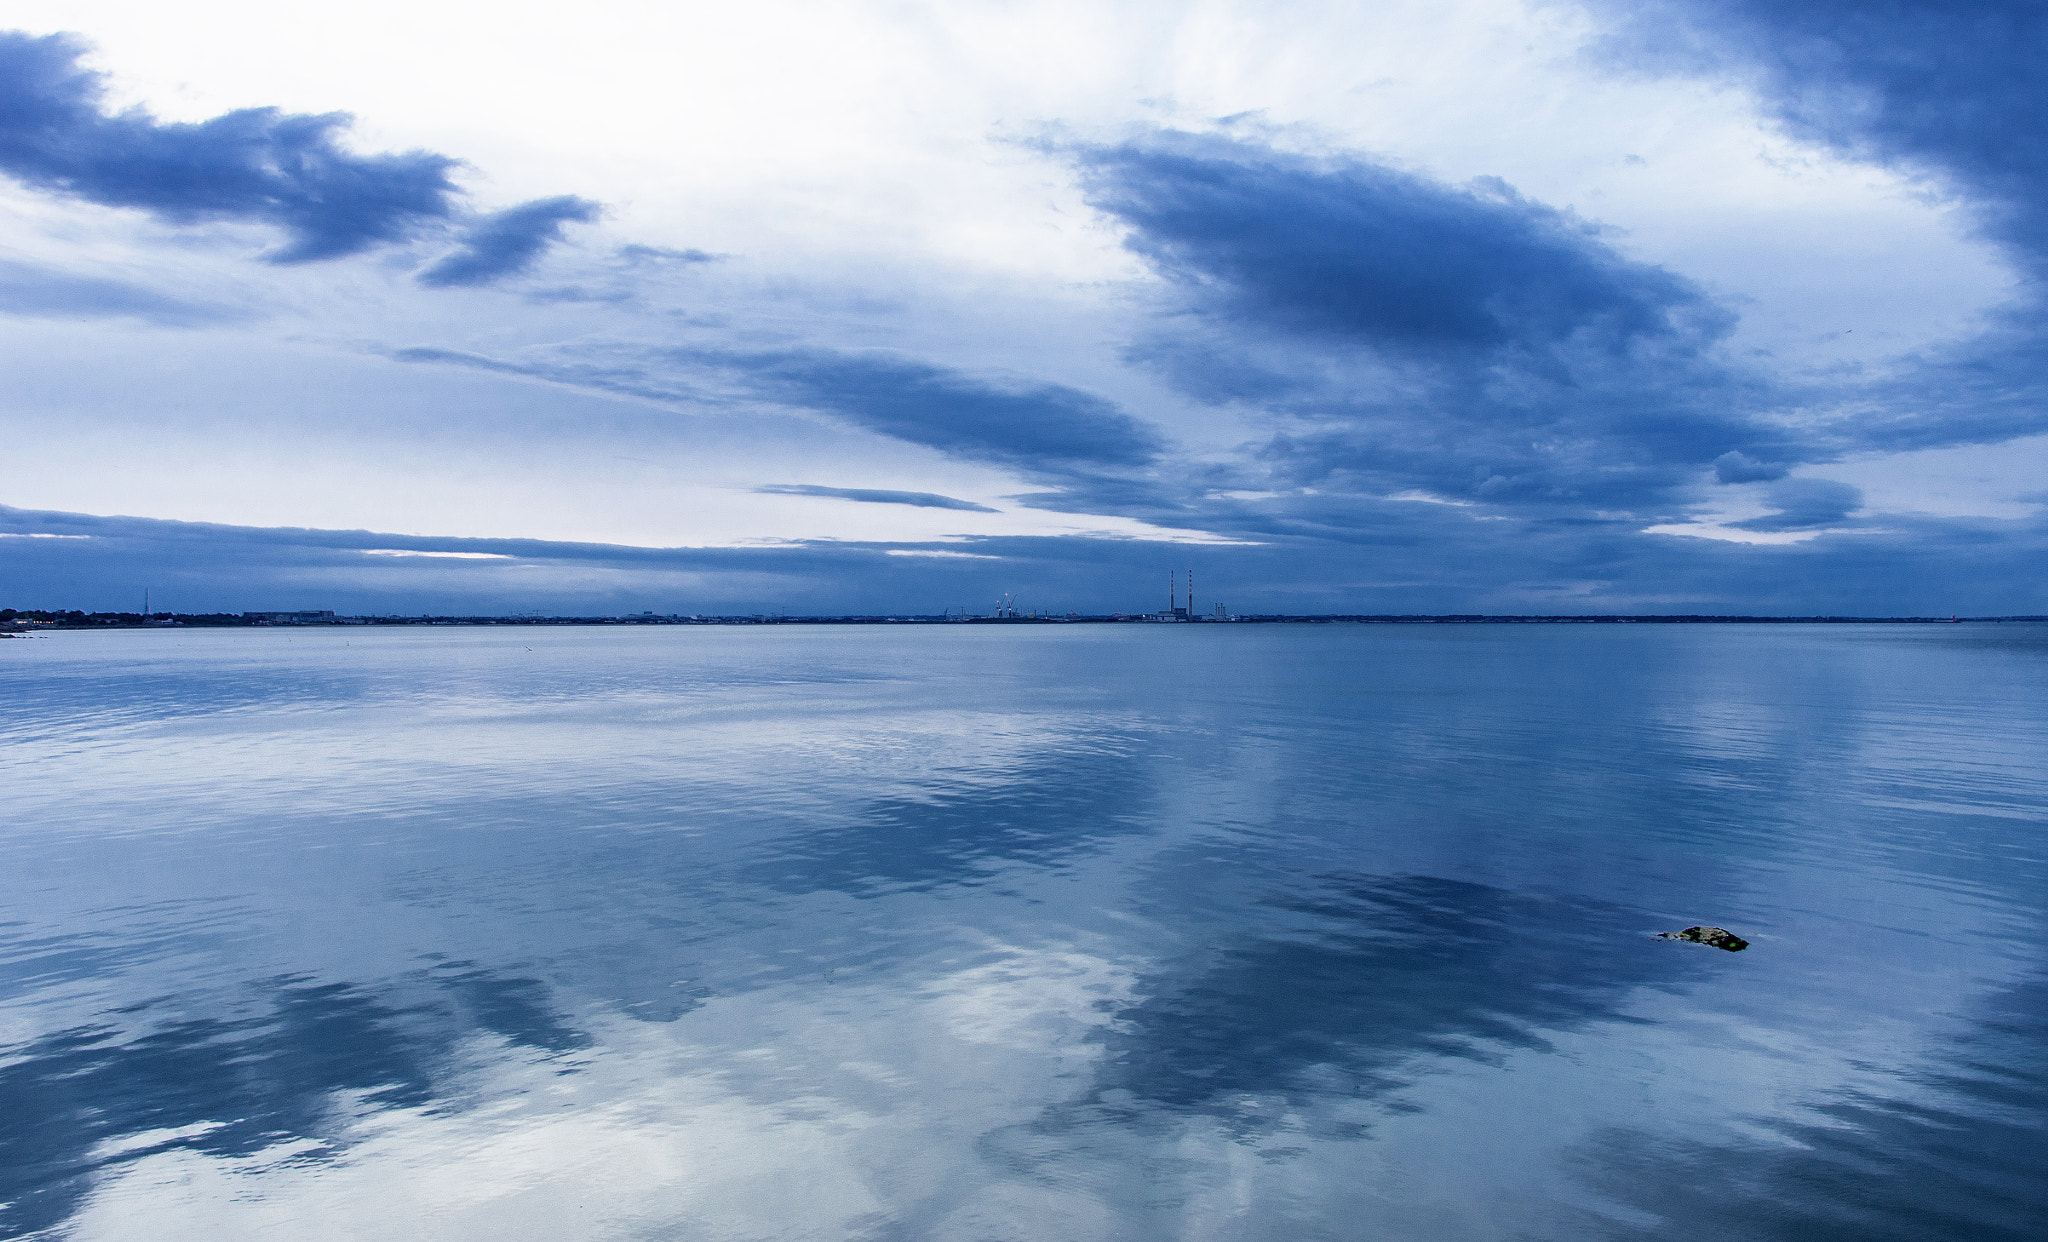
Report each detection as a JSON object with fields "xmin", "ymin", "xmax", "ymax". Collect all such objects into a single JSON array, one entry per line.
[{"xmin": 1658, "ymin": 925, "xmax": 1748, "ymax": 951}]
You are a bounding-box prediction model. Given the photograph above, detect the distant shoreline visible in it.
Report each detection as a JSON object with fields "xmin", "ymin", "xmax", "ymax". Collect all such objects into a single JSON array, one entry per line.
[{"xmin": 6, "ymin": 611, "xmax": 2042, "ymax": 632}]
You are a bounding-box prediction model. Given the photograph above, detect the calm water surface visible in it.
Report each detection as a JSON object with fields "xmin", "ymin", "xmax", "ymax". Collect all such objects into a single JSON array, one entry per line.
[{"xmin": 2, "ymin": 624, "xmax": 2044, "ymax": 1240}]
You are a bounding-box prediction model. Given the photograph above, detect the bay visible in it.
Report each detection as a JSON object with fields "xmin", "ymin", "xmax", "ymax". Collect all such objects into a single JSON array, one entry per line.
[{"xmin": 2, "ymin": 623, "xmax": 2044, "ymax": 1240}]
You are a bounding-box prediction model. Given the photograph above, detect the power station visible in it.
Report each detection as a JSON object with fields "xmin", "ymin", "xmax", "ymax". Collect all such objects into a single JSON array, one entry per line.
[
  {"xmin": 1151, "ymin": 569, "xmax": 1227, "ymax": 621},
  {"xmin": 963, "ymin": 568, "xmax": 1235, "ymax": 621}
]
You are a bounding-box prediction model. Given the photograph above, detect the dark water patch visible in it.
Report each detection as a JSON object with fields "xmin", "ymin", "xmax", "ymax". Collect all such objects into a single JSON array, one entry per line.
[
  {"xmin": 1567, "ymin": 973, "xmax": 2048, "ymax": 1242},
  {"xmin": 0, "ymin": 902, "xmax": 257, "ymax": 1002},
  {"xmin": 429, "ymin": 961, "xmax": 593, "ymax": 1053},
  {"xmin": 0, "ymin": 930, "xmax": 148, "ymax": 999},
  {"xmin": 749, "ymin": 737, "xmax": 1157, "ymax": 898}
]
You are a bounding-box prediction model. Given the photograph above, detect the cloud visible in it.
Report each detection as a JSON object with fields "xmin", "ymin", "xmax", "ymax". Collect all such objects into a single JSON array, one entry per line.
[
  {"xmin": 1067, "ymin": 132, "xmax": 1789, "ymax": 518},
  {"xmin": 1586, "ymin": 3, "xmax": 2048, "ymax": 459},
  {"xmin": 419, "ymin": 195, "xmax": 601, "ymax": 287},
  {"xmin": 0, "ymin": 29, "xmax": 597, "ymax": 280},
  {"xmin": 359, "ymin": 548, "xmax": 514, "ymax": 559},
  {"xmin": 1729, "ymin": 478, "xmax": 1863, "ymax": 532},
  {"xmin": 883, "ymin": 549, "xmax": 1000, "ymax": 559},
  {"xmin": 393, "ymin": 343, "xmax": 1165, "ymax": 478},
  {"xmin": 1595, "ymin": 2, "xmax": 2048, "ymax": 272},
  {"xmin": 697, "ymin": 350, "xmax": 1164, "ymax": 472},
  {"xmin": 1074, "ymin": 132, "xmax": 1718, "ymax": 352},
  {"xmin": 615, "ymin": 244, "xmax": 721, "ymax": 266},
  {"xmin": 0, "ymin": 259, "xmax": 241, "ymax": 325},
  {"xmin": 755, "ymin": 484, "xmax": 998, "ymax": 512},
  {"xmin": 387, "ymin": 345, "xmax": 710, "ymax": 406},
  {"xmin": 10, "ymin": 500, "xmax": 2048, "ymax": 618},
  {"xmin": 1712, "ymin": 450, "xmax": 1788, "ymax": 484},
  {"xmin": 0, "ymin": 30, "xmax": 459, "ymax": 261}
]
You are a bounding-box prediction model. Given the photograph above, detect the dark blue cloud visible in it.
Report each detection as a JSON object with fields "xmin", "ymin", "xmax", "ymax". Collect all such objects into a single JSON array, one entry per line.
[
  {"xmin": 8, "ymin": 501, "xmax": 2048, "ymax": 618},
  {"xmin": 1846, "ymin": 324, "xmax": 2048, "ymax": 454},
  {"xmin": 0, "ymin": 259, "xmax": 242, "ymax": 325},
  {"xmin": 392, "ymin": 344, "xmax": 1164, "ymax": 477},
  {"xmin": 1067, "ymin": 132, "xmax": 1789, "ymax": 517},
  {"xmin": 0, "ymin": 29, "xmax": 597, "ymax": 280},
  {"xmin": 754, "ymin": 484, "xmax": 998, "ymax": 512},
  {"xmin": 1075, "ymin": 133, "xmax": 1720, "ymax": 351},
  {"xmin": 1588, "ymin": 3, "xmax": 2048, "ymax": 458},
  {"xmin": 691, "ymin": 349, "xmax": 1164, "ymax": 472},
  {"xmin": 1730, "ymin": 478, "xmax": 1864, "ymax": 532},
  {"xmin": 1712, "ymin": 450, "xmax": 1789, "ymax": 484},
  {"xmin": 0, "ymin": 31, "xmax": 459, "ymax": 261},
  {"xmin": 1597, "ymin": 1, "xmax": 2048, "ymax": 271},
  {"xmin": 419, "ymin": 195, "xmax": 601, "ymax": 287}
]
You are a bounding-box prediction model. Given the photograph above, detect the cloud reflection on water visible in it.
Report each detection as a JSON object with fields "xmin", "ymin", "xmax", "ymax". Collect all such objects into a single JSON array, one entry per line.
[
  {"xmin": 0, "ymin": 965, "xmax": 586, "ymax": 1237},
  {"xmin": 2, "ymin": 626, "xmax": 2044, "ymax": 1239},
  {"xmin": 749, "ymin": 736, "xmax": 1157, "ymax": 898},
  {"xmin": 1571, "ymin": 971, "xmax": 2048, "ymax": 1242},
  {"xmin": 1087, "ymin": 874, "xmax": 1679, "ymax": 1119}
]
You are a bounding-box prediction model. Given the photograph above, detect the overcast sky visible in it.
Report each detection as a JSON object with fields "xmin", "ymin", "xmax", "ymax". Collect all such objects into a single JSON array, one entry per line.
[{"xmin": 3, "ymin": 0, "xmax": 2045, "ymax": 615}]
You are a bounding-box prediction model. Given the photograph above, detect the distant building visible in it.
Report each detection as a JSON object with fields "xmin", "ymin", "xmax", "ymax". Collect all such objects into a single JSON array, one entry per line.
[{"xmin": 243, "ymin": 610, "xmax": 337, "ymax": 624}]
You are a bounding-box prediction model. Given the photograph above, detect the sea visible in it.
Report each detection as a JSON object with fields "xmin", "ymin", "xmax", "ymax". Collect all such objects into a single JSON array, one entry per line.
[{"xmin": 2, "ymin": 622, "xmax": 2043, "ymax": 1240}]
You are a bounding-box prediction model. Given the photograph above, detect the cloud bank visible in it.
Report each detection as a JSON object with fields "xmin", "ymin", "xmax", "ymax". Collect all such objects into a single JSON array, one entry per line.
[{"xmin": 6, "ymin": 501, "xmax": 2044, "ymax": 618}]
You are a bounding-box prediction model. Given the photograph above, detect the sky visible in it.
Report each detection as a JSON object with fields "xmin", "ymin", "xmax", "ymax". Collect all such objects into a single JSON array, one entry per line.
[{"xmin": 2, "ymin": 0, "xmax": 2045, "ymax": 616}]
